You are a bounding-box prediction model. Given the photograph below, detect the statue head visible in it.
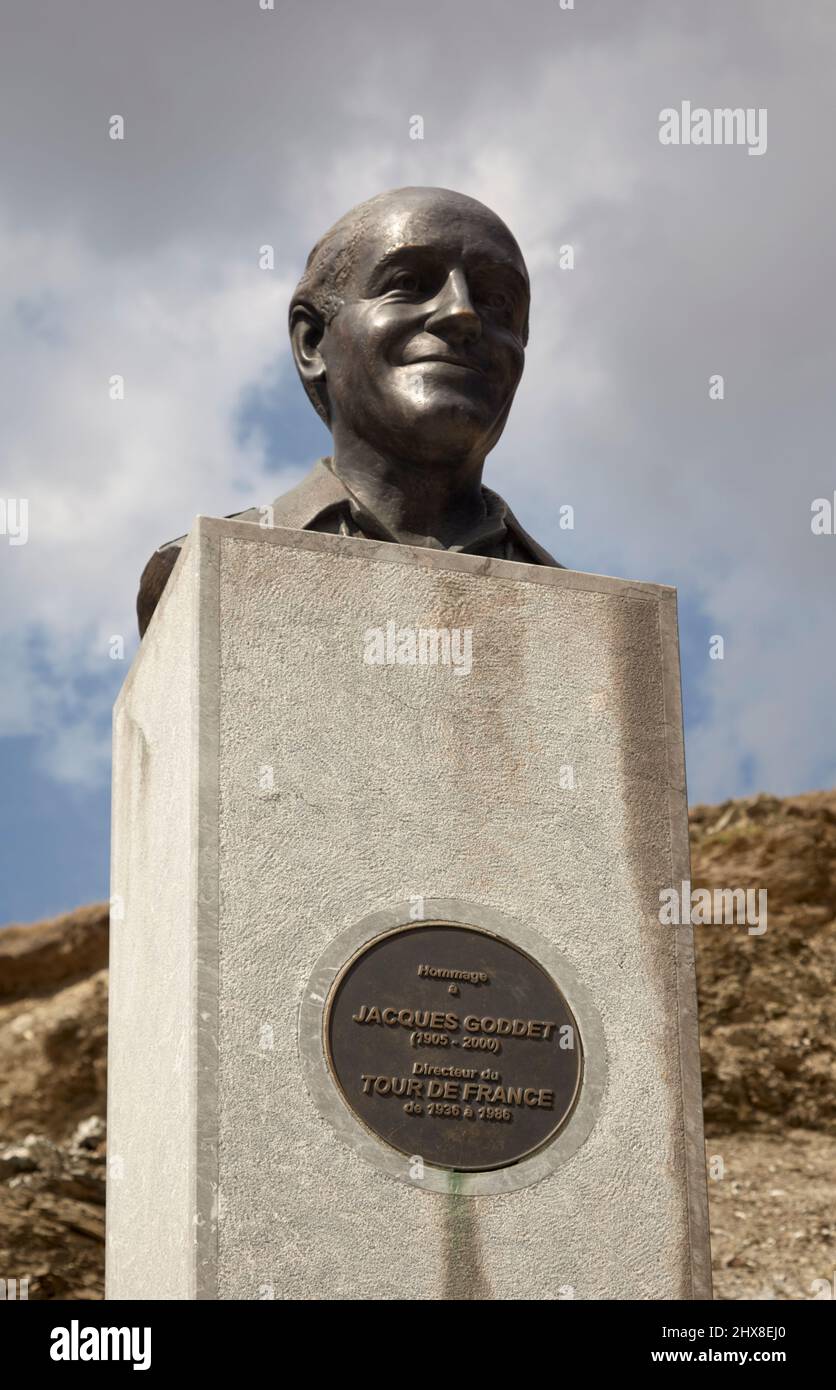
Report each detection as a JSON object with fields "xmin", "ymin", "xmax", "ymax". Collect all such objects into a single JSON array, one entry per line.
[{"xmin": 289, "ymin": 186, "xmax": 530, "ymax": 469}]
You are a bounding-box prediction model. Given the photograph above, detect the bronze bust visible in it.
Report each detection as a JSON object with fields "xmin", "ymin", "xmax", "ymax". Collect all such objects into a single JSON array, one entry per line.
[{"xmin": 137, "ymin": 186, "xmax": 560, "ymax": 637}]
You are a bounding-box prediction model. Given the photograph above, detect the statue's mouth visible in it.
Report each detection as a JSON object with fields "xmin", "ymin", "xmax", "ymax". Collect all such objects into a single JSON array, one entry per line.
[{"xmin": 408, "ymin": 355, "xmax": 485, "ymax": 375}]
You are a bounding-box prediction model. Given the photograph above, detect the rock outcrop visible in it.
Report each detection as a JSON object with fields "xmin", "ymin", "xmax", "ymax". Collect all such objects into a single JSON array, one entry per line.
[
  {"xmin": 0, "ymin": 904, "xmax": 107, "ymax": 1300},
  {"xmin": 691, "ymin": 791, "xmax": 836, "ymax": 1134}
]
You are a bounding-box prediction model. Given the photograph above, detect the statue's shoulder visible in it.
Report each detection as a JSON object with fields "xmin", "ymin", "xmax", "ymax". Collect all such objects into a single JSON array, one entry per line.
[
  {"xmin": 263, "ymin": 458, "xmax": 342, "ymax": 528},
  {"xmin": 136, "ymin": 543, "xmax": 182, "ymax": 638},
  {"xmin": 488, "ymin": 489, "xmax": 563, "ymax": 569},
  {"xmin": 136, "ymin": 462, "xmax": 334, "ymax": 638},
  {"xmin": 508, "ymin": 514, "xmax": 563, "ymax": 568}
]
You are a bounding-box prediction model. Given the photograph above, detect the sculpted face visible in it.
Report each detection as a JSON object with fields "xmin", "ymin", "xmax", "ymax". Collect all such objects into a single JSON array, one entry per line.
[{"xmin": 293, "ymin": 189, "xmax": 530, "ymax": 465}]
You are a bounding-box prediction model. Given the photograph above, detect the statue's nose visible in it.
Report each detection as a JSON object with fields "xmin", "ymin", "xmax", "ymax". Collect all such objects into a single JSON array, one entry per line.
[{"xmin": 424, "ymin": 269, "xmax": 482, "ymax": 345}]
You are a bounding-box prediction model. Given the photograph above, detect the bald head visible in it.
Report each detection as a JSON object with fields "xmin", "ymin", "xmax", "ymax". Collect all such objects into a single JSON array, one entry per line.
[{"xmin": 290, "ymin": 187, "xmax": 530, "ymax": 423}]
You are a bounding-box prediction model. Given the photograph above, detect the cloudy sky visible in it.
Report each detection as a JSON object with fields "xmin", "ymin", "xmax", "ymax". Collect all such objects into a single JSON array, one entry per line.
[{"xmin": 2, "ymin": 0, "xmax": 834, "ymax": 922}]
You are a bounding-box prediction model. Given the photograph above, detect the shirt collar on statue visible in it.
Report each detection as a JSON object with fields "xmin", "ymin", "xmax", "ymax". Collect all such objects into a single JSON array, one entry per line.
[{"xmin": 306, "ymin": 456, "xmax": 513, "ymax": 553}]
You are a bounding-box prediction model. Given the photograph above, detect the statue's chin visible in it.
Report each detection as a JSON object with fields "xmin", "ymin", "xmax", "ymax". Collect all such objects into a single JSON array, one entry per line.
[
  {"xmin": 399, "ymin": 383, "xmax": 506, "ymax": 443},
  {"xmin": 331, "ymin": 385, "xmax": 508, "ymax": 465},
  {"xmin": 383, "ymin": 408, "xmax": 499, "ymax": 466}
]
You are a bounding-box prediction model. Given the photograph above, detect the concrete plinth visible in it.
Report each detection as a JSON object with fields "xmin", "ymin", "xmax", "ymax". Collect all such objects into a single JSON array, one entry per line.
[{"xmin": 106, "ymin": 517, "xmax": 711, "ymax": 1300}]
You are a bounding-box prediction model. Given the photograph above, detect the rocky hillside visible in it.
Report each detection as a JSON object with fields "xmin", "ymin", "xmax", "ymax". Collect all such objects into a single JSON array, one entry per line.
[
  {"xmin": 690, "ymin": 792, "xmax": 836, "ymax": 1300},
  {"xmin": 691, "ymin": 791, "xmax": 836, "ymax": 1134},
  {"xmin": 1, "ymin": 791, "xmax": 834, "ymax": 1300},
  {"xmin": 0, "ymin": 904, "xmax": 107, "ymax": 1299}
]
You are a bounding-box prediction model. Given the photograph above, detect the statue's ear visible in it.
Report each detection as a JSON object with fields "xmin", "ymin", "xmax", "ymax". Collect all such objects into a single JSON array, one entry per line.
[{"xmin": 289, "ymin": 301, "xmax": 329, "ymax": 423}]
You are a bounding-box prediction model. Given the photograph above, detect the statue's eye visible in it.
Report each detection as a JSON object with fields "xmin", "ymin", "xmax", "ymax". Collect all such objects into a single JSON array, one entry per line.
[
  {"xmin": 482, "ymin": 289, "xmax": 512, "ymax": 312},
  {"xmin": 388, "ymin": 270, "xmax": 422, "ymax": 294}
]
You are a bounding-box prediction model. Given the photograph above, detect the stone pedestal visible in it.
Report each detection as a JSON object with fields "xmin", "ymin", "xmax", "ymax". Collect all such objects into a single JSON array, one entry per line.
[{"xmin": 106, "ymin": 517, "xmax": 711, "ymax": 1300}]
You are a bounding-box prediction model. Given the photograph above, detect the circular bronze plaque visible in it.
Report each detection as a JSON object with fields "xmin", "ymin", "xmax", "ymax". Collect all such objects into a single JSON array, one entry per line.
[{"xmin": 324, "ymin": 922, "xmax": 583, "ymax": 1172}]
